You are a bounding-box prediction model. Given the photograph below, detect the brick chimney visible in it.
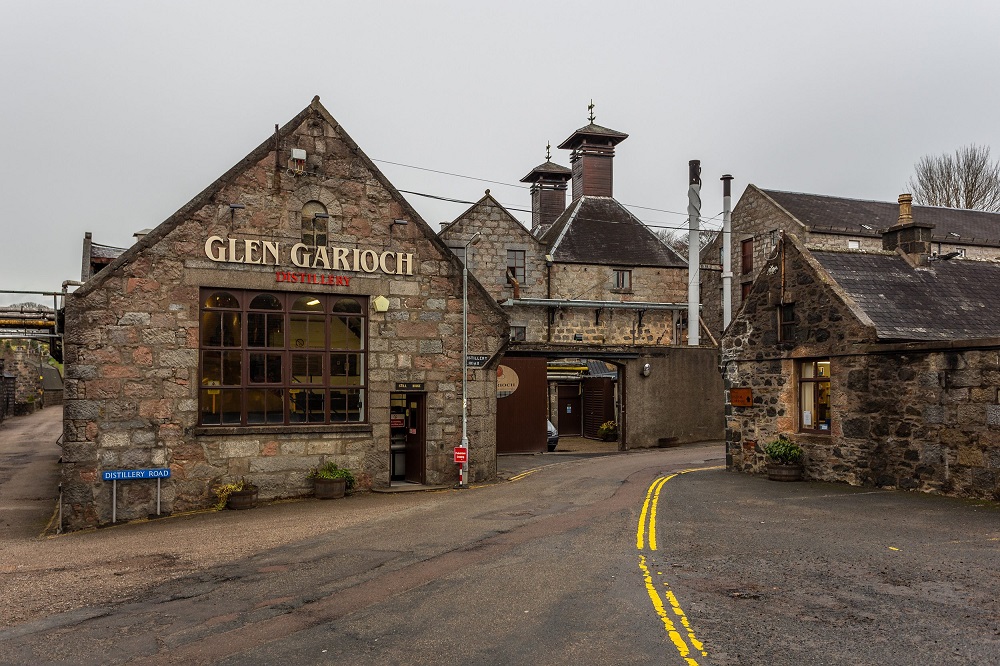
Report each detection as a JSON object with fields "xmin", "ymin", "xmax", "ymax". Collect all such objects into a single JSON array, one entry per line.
[
  {"xmin": 557, "ymin": 107, "xmax": 628, "ymax": 201},
  {"xmin": 520, "ymin": 153, "xmax": 571, "ymax": 236},
  {"xmin": 882, "ymin": 193, "xmax": 934, "ymax": 264}
]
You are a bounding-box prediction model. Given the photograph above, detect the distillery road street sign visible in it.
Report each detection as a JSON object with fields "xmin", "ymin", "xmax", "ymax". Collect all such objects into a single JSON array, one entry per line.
[
  {"xmin": 395, "ymin": 382, "xmax": 425, "ymax": 391},
  {"xmin": 466, "ymin": 354, "xmax": 490, "ymax": 368},
  {"xmin": 102, "ymin": 468, "xmax": 171, "ymax": 523},
  {"xmin": 453, "ymin": 447, "xmax": 468, "ymax": 464},
  {"xmin": 102, "ymin": 469, "xmax": 171, "ymax": 481}
]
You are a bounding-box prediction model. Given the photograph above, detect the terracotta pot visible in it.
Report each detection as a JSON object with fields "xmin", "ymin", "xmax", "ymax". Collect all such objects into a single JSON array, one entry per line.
[
  {"xmin": 314, "ymin": 477, "xmax": 347, "ymax": 499},
  {"xmin": 226, "ymin": 488, "xmax": 258, "ymax": 510},
  {"xmin": 766, "ymin": 463, "xmax": 804, "ymax": 482}
]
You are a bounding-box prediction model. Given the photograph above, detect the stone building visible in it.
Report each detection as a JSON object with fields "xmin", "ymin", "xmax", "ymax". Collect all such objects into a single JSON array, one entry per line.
[
  {"xmin": 702, "ymin": 185, "xmax": 1000, "ymax": 337},
  {"xmin": 60, "ymin": 97, "xmax": 508, "ymax": 530},
  {"xmin": 440, "ymin": 113, "xmax": 723, "ymax": 449},
  {"xmin": 722, "ymin": 195, "xmax": 1000, "ymax": 500}
]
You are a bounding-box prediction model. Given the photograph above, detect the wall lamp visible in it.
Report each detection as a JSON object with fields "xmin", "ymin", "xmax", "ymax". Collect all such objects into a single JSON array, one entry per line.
[{"xmin": 229, "ymin": 203, "xmax": 245, "ymax": 222}]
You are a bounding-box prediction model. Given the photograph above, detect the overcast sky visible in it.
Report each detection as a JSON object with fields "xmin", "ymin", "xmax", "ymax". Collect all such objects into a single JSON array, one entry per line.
[{"xmin": 3, "ymin": 0, "xmax": 1000, "ymax": 307}]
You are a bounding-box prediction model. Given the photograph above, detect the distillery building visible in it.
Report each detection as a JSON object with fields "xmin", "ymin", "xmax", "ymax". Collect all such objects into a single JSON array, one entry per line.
[{"xmin": 60, "ymin": 97, "xmax": 508, "ymax": 530}]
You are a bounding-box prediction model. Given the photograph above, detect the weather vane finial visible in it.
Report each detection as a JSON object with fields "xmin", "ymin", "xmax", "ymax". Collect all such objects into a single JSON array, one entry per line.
[
  {"xmin": 587, "ymin": 99, "xmax": 595, "ymax": 123},
  {"xmin": 545, "ymin": 141, "xmax": 551, "ymax": 161}
]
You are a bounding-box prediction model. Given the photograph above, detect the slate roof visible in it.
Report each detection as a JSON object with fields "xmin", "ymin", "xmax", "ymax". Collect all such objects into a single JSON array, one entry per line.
[
  {"xmin": 91, "ymin": 243, "xmax": 126, "ymax": 260},
  {"xmin": 538, "ymin": 196, "xmax": 686, "ymax": 267},
  {"xmin": 762, "ymin": 189, "xmax": 1000, "ymax": 246},
  {"xmin": 812, "ymin": 249, "xmax": 1000, "ymax": 341}
]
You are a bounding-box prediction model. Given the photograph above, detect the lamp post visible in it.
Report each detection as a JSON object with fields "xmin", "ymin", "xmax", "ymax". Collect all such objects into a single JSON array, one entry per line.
[{"xmin": 460, "ymin": 231, "xmax": 482, "ymax": 488}]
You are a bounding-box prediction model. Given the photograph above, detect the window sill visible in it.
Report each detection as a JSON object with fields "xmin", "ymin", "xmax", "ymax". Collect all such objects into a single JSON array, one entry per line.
[
  {"xmin": 193, "ymin": 424, "xmax": 374, "ymax": 437},
  {"xmin": 610, "ymin": 289, "xmax": 634, "ymax": 295}
]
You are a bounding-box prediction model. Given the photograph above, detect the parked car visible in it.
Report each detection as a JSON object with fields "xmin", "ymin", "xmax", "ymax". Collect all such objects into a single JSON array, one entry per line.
[{"xmin": 547, "ymin": 420, "xmax": 559, "ymax": 452}]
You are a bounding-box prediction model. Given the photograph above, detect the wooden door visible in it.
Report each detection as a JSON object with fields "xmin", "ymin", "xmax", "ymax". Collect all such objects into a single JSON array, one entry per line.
[
  {"xmin": 582, "ymin": 377, "xmax": 616, "ymax": 439},
  {"xmin": 557, "ymin": 383, "xmax": 582, "ymax": 436},
  {"xmin": 496, "ymin": 357, "xmax": 547, "ymax": 453},
  {"xmin": 404, "ymin": 393, "xmax": 425, "ymax": 483}
]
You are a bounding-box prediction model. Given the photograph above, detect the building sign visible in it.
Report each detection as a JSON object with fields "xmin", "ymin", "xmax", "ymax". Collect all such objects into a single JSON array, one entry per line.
[
  {"xmin": 102, "ymin": 468, "xmax": 171, "ymax": 481},
  {"xmin": 395, "ymin": 382, "xmax": 425, "ymax": 391},
  {"xmin": 466, "ymin": 354, "xmax": 490, "ymax": 368},
  {"xmin": 729, "ymin": 387, "xmax": 753, "ymax": 407},
  {"xmin": 204, "ymin": 236, "xmax": 415, "ymax": 276},
  {"xmin": 453, "ymin": 447, "xmax": 468, "ymax": 464},
  {"xmin": 496, "ymin": 365, "xmax": 519, "ymax": 399}
]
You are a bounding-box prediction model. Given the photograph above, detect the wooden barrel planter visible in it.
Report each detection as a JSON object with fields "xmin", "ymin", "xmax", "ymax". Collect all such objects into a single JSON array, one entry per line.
[
  {"xmin": 314, "ymin": 477, "xmax": 347, "ymax": 499},
  {"xmin": 766, "ymin": 463, "xmax": 804, "ymax": 482},
  {"xmin": 226, "ymin": 487, "xmax": 258, "ymax": 510}
]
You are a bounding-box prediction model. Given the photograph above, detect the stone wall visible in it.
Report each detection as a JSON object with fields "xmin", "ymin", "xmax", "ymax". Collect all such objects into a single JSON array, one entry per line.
[
  {"xmin": 61, "ymin": 102, "xmax": 507, "ymax": 530},
  {"xmin": 722, "ymin": 237, "xmax": 1000, "ymax": 501},
  {"xmin": 1, "ymin": 351, "xmax": 44, "ymax": 415}
]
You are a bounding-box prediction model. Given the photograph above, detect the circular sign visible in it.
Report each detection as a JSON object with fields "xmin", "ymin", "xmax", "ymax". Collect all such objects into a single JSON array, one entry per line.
[{"xmin": 496, "ymin": 365, "xmax": 520, "ymax": 398}]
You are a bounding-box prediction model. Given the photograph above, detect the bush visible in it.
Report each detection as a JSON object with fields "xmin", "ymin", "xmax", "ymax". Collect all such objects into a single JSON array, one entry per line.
[
  {"xmin": 308, "ymin": 462, "xmax": 355, "ymax": 490},
  {"xmin": 597, "ymin": 420, "xmax": 618, "ymax": 436},
  {"xmin": 763, "ymin": 437, "xmax": 803, "ymax": 465}
]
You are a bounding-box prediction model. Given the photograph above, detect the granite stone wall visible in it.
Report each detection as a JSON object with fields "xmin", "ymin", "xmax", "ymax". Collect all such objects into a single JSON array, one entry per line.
[
  {"xmin": 61, "ymin": 103, "xmax": 507, "ymax": 531},
  {"xmin": 722, "ymin": 238, "xmax": 1000, "ymax": 500}
]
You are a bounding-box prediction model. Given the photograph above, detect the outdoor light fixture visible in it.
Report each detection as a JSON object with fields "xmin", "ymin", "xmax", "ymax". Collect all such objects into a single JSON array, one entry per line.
[
  {"xmin": 642, "ymin": 363, "xmax": 652, "ymax": 377},
  {"xmin": 460, "ymin": 231, "xmax": 482, "ymax": 488},
  {"xmin": 229, "ymin": 203, "xmax": 245, "ymax": 222},
  {"xmin": 314, "ymin": 213, "xmax": 330, "ymax": 219},
  {"xmin": 392, "ymin": 219, "xmax": 408, "ymax": 225}
]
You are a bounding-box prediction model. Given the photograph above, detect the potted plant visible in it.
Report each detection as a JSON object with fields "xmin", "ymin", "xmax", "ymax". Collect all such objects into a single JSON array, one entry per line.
[
  {"xmin": 763, "ymin": 436, "xmax": 804, "ymax": 481},
  {"xmin": 214, "ymin": 478, "xmax": 258, "ymax": 510},
  {"xmin": 597, "ymin": 420, "xmax": 619, "ymax": 442},
  {"xmin": 308, "ymin": 462, "xmax": 356, "ymax": 499}
]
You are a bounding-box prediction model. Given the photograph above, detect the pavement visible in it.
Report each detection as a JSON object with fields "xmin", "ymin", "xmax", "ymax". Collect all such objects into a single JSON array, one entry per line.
[{"xmin": 0, "ymin": 406, "xmax": 61, "ymax": 541}]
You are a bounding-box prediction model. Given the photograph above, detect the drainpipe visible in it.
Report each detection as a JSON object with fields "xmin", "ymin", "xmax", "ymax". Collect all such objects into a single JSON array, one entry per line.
[
  {"xmin": 721, "ymin": 175, "xmax": 733, "ymax": 329},
  {"xmin": 687, "ymin": 160, "xmax": 701, "ymax": 346}
]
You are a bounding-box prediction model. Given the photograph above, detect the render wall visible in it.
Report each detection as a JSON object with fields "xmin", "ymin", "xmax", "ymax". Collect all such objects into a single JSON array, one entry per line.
[
  {"xmin": 624, "ymin": 347, "xmax": 724, "ymax": 448},
  {"xmin": 61, "ymin": 107, "xmax": 507, "ymax": 531}
]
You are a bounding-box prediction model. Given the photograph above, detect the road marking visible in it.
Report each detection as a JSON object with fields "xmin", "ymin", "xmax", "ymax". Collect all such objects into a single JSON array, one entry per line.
[
  {"xmin": 507, "ymin": 468, "xmax": 543, "ymax": 482},
  {"xmin": 635, "ymin": 467, "xmax": 721, "ymax": 664}
]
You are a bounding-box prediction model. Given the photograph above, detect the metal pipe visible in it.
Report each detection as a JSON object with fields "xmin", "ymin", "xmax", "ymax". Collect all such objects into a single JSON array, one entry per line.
[
  {"xmin": 687, "ymin": 160, "xmax": 701, "ymax": 346},
  {"xmin": 721, "ymin": 174, "xmax": 734, "ymax": 329},
  {"xmin": 499, "ymin": 297, "xmax": 689, "ymax": 311}
]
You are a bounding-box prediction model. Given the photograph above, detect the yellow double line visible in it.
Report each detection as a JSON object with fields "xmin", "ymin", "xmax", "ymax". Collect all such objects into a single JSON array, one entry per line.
[{"xmin": 635, "ymin": 467, "xmax": 720, "ymax": 665}]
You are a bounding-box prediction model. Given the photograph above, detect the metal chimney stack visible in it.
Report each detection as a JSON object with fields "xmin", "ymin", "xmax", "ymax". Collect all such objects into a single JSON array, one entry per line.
[
  {"xmin": 721, "ymin": 174, "xmax": 734, "ymax": 329},
  {"xmin": 687, "ymin": 160, "xmax": 701, "ymax": 346}
]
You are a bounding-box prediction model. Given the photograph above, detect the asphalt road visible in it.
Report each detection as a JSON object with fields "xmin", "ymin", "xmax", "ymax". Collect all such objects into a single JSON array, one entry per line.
[{"xmin": 1, "ymin": 424, "xmax": 998, "ymax": 665}]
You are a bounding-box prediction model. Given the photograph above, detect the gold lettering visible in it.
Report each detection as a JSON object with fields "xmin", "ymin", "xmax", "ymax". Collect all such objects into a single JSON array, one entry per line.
[
  {"xmin": 352, "ymin": 248, "xmax": 360, "ymax": 272},
  {"xmin": 312, "ymin": 246, "xmax": 331, "ymax": 269},
  {"xmin": 228, "ymin": 237, "xmax": 240, "ymax": 263},
  {"xmin": 205, "ymin": 236, "xmax": 226, "ymax": 262},
  {"xmin": 397, "ymin": 253, "xmax": 414, "ymax": 276},
  {"xmin": 332, "ymin": 247, "xmax": 350, "ymax": 270},
  {"xmin": 290, "ymin": 243, "xmax": 310, "ymax": 268},
  {"xmin": 261, "ymin": 241, "xmax": 280, "ymax": 265},
  {"xmin": 245, "ymin": 239, "xmax": 261, "ymax": 264},
  {"xmin": 379, "ymin": 251, "xmax": 396, "ymax": 274},
  {"xmin": 360, "ymin": 250, "xmax": 378, "ymax": 273}
]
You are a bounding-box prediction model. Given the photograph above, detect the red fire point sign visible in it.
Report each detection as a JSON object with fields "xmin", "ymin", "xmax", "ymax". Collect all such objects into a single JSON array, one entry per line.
[{"xmin": 453, "ymin": 447, "xmax": 468, "ymax": 464}]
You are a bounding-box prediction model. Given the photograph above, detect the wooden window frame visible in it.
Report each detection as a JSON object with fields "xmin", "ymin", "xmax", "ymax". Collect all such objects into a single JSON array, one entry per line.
[
  {"xmin": 199, "ymin": 289, "xmax": 368, "ymax": 427},
  {"xmin": 506, "ymin": 249, "xmax": 526, "ymax": 285},
  {"xmin": 778, "ymin": 302, "xmax": 796, "ymax": 342},
  {"xmin": 612, "ymin": 268, "xmax": 633, "ymax": 292},
  {"xmin": 741, "ymin": 238, "xmax": 754, "ymax": 275},
  {"xmin": 798, "ymin": 359, "xmax": 831, "ymax": 434},
  {"xmin": 510, "ymin": 326, "xmax": 526, "ymax": 342}
]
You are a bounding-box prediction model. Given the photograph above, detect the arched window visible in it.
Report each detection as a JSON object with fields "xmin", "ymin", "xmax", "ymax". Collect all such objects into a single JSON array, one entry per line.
[{"xmin": 301, "ymin": 201, "xmax": 328, "ymax": 247}]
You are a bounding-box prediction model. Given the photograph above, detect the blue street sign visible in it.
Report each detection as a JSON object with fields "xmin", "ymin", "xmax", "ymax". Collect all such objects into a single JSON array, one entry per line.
[{"xmin": 102, "ymin": 468, "xmax": 171, "ymax": 481}]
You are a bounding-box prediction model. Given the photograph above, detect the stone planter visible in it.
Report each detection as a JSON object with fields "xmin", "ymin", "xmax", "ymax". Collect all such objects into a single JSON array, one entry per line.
[
  {"xmin": 601, "ymin": 432, "xmax": 618, "ymax": 442},
  {"xmin": 314, "ymin": 477, "xmax": 347, "ymax": 499},
  {"xmin": 766, "ymin": 463, "xmax": 804, "ymax": 482},
  {"xmin": 226, "ymin": 487, "xmax": 258, "ymax": 510}
]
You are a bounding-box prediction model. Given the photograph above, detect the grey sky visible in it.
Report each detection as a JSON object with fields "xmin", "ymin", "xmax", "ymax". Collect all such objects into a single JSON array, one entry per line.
[{"xmin": 3, "ymin": 0, "xmax": 999, "ymax": 307}]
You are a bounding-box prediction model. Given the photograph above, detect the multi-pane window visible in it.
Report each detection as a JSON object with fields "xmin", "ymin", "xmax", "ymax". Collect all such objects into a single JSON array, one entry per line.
[
  {"xmin": 301, "ymin": 201, "xmax": 328, "ymax": 247},
  {"xmin": 741, "ymin": 238, "xmax": 753, "ymax": 275},
  {"xmin": 510, "ymin": 326, "xmax": 526, "ymax": 342},
  {"xmin": 741, "ymin": 282, "xmax": 753, "ymax": 300},
  {"xmin": 612, "ymin": 269, "xmax": 632, "ymax": 291},
  {"xmin": 506, "ymin": 250, "xmax": 526, "ymax": 285},
  {"xmin": 199, "ymin": 290, "xmax": 366, "ymax": 426},
  {"xmin": 799, "ymin": 360, "xmax": 831, "ymax": 433},
  {"xmin": 778, "ymin": 303, "xmax": 796, "ymax": 342}
]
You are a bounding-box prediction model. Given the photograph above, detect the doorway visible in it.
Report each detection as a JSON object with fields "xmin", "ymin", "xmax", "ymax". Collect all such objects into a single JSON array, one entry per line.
[
  {"xmin": 390, "ymin": 392, "xmax": 425, "ymax": 484},
  {"xmin": 557, "ymin": 383, "xmax": 582, "ymax": 436}
]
